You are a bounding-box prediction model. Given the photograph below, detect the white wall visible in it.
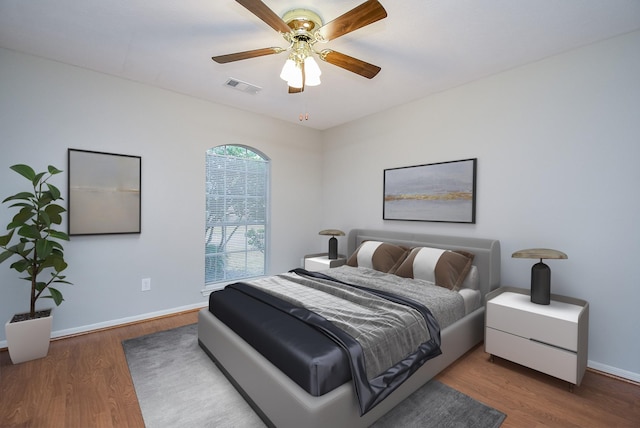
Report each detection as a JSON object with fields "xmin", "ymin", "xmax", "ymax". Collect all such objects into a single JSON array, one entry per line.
[
  {"xmin": 0, "ymin": 48, "xmax": 324, "ymax": 341},
  {"xmin": 322, "ymin": 31, "xmax": 640, "ymax": 381}
]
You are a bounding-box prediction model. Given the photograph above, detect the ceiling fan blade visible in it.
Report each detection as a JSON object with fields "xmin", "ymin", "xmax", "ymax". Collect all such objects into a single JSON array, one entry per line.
[
  {"xmin": 320, "ymin": 49, "xmax": 381, "ymax": 79},
  {"xmin": 236, "ymin": 0, "xmax": 291, "ymax": 34},
  {"xmin": 317, "ymin": 0, "xmax": 387, "ymax": 41},
  {"xmin": 212, "ymin": 47, "xmax": 283, "ymax": 63}
]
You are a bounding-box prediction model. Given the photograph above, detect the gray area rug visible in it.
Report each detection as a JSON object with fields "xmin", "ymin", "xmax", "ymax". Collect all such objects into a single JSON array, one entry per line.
[{"xmin": 123, "ymin": 324, "xmax": 505, "ymax": 428}]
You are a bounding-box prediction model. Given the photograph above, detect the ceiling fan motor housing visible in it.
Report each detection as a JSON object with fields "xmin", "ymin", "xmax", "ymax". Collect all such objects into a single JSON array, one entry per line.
[{"xmin": 283, "ymin": 9, "xmax": 323, "ymax": 42}]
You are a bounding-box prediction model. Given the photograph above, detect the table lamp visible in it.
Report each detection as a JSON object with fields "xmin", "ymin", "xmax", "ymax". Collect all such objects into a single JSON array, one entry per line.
[
  {"xmin": 319, "ymin": 229, "xmax": 345, "ymax": 260},
  {"xmin": 512, "ymin": 248, "xmax": 567, "ymax": 305}
]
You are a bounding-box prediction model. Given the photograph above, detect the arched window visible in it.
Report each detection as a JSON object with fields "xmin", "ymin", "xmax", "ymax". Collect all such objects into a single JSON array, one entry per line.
[{"xmin": 205, "ymin": 145, "xmax": 269, "ymax": 286}]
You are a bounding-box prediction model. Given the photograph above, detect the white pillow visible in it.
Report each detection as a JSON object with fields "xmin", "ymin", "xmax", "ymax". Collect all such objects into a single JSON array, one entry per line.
[{"xmin": 460, "ymin": 265, "xmax": 479, "ymax": 290}]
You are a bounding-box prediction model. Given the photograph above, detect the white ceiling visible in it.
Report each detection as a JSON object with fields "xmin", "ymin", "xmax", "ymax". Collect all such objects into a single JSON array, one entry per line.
[{"xmin": 1, "ymin": 1, "xmax": 639, "ymax": 130}]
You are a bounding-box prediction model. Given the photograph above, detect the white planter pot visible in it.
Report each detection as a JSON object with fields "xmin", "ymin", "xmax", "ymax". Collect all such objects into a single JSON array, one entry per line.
[{"xmin": 5, "ymin": 312, "xmax": 53, "ymax": 364}]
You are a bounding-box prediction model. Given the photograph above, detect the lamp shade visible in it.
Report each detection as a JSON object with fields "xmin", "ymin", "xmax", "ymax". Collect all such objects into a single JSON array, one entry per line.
[
  {"xmin": 280, "ymin": 58, "xmax": 297, "ymax": 81},
  {"xmin": 304, "ymin": 56, "xmax": 322, "ymax": 86},
  {"xmin": 512, "ymin": 248, "xmax": 567, "ymax": 305},
  {"xmin": 512, "ymin": 248, "xmax": 568, "ymax": 260},
  {"xmin": 318, "ymin": 229, "xmax": 345, "ymax": 237},
  {"xmin": 280, "ymin": 59, "xmax": 304, "ymax": 88}
]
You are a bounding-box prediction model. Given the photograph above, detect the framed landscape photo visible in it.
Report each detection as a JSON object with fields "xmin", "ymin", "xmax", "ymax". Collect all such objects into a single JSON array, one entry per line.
[
  {"xmin": 68, "ymin": 149, "xmax": 141, "ymax": 235},
  {"xmin": 383, "ymin": 158, "xmax": 477, "ymax": 223}
]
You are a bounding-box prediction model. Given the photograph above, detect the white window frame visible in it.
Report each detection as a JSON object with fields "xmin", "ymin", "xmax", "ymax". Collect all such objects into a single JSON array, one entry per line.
[{"xmin": 202, "ymin": 145, "xmax": 270, "ymax": 295}]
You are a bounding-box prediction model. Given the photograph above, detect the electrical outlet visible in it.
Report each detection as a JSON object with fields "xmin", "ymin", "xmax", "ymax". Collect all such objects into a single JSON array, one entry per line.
[{"xmin": 141, "ymin": 278, "xmax": 151, "ymax": 292}]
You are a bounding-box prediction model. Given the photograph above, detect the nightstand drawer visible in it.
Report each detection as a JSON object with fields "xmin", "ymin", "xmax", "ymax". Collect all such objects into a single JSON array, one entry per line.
[
  {"xmin": 486, "ymin": 327, "xmax": 578, "ymax": 383},
  {"xmin": 486, "ymin": 292, "xmax": 581, "ymax": 351}
]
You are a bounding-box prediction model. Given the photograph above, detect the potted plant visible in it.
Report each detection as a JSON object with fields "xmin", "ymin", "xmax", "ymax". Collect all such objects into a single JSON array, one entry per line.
[{"xmin": 0, "ymin": 164, "xmax": 71, "ymax": 364}]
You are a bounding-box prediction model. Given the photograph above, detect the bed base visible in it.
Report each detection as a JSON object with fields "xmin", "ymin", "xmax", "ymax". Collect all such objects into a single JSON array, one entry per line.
[{"xmin": 198, "ymin": 306, "xmax": 484, "ymax": 428}]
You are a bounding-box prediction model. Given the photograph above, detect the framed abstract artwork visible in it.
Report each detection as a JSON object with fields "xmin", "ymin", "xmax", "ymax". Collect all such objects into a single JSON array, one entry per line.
[
  {"xmin": 383, "ymin": 158, "xmax": 477, "ymax": 223},
  {"xmin": 68, "ymin": 149, "xmax": 141, "ymax": 235}
]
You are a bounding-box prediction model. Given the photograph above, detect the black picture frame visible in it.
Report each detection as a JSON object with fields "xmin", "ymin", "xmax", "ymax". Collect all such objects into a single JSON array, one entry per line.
[
  {"xmin": 383, "ymin": 158, "xmax": 477, "ymax": 223},
  {"xmin": 68, "ymin": 149, "xmax": 141, "ymax": 235}
]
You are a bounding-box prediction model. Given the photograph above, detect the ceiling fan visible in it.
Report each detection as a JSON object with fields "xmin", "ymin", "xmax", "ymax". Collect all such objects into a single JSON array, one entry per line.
[{"xmin": 212, "ymin": 0, "xmax": 387, "ymax": 94}]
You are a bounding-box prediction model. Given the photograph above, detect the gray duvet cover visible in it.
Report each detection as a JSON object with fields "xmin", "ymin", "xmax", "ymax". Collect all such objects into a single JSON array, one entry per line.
[{"xmin": 233, "ymin": 266, "xmax": 466, "ymax": 414}]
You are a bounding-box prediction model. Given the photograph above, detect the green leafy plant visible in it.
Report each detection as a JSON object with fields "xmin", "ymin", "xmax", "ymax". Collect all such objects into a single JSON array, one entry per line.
[{"xmin": 0, "ymin": 164, "xmax": 71, "ymax": 320}]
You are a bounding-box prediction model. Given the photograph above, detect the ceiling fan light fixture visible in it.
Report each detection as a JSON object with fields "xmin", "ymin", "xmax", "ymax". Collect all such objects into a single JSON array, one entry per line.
[
  {"xmin": 287, "ymin": 64, "xmax": 304, "ymax": 89},
  {"xmin": 280, "ymin": 58, "xmax": 297, "ymax": 81},
  {"xmin": 305, "ymin": 74, "xmax": 321, "ymax": 87},
  {"xmin": 304, "ymin": 56, "xmax": 322, "ymax": 86}
]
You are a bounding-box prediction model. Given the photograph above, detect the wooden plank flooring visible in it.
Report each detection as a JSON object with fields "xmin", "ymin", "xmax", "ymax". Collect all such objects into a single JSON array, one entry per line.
[
  {"xmin": 0, "ymin": 310, "xmax": 198, "ymax": 428},
  {"xmin": 437, "ymin": 344, "xmax": 640, "ymax": 427},
  {"xmin": 1, "ymin": 310, "xmax": 638, "ymax": 427}
]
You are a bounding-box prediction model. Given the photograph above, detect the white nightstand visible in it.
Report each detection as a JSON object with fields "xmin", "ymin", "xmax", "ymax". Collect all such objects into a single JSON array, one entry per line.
[
  {"xmin": 304, "ymin": 254, "xmax": 346, "ymax": 271},
  {"xmin": 485, "ymin": 287, "xmax": 589, "ymax": 388}
]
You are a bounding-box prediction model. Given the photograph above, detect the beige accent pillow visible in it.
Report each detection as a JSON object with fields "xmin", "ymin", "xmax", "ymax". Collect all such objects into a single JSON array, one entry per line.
[
  {"xmin": 394, "ymin": 247, "xmax": 474, "ymax": 291},
  {"xmin": 347, "ymin": 241, "xmax": 409, "ymax": 273}
]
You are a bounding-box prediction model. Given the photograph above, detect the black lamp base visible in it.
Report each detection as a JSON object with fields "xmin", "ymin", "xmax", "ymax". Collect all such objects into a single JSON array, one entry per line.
[
  {"xmin": 530, "ymin": 261, "xmax": 550, "ymax": 305},
  {"xmin": 328, "ymin": 236, "xmax": 338, "ymax": 260}
]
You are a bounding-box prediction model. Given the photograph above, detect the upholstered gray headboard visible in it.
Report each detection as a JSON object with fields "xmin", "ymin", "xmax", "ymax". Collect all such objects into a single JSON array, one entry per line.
[{"xmin": 347, "ymin": 229, "xmax": 501, "ymax": 301}]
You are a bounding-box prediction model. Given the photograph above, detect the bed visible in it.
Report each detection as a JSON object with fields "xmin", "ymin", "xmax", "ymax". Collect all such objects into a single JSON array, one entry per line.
[{"xmin": 198, "ymin": 229, "xmax": 501, "ymax": 427}]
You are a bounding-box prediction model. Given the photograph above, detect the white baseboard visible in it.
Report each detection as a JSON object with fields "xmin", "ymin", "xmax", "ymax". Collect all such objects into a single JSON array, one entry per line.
[
  {"xmin": 588, "ymin": 360, "xmax": 640, "ymax": 383},
  {"xmin": 0, "ymin": 302, "xmax": 207, "ymax": 349}
]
